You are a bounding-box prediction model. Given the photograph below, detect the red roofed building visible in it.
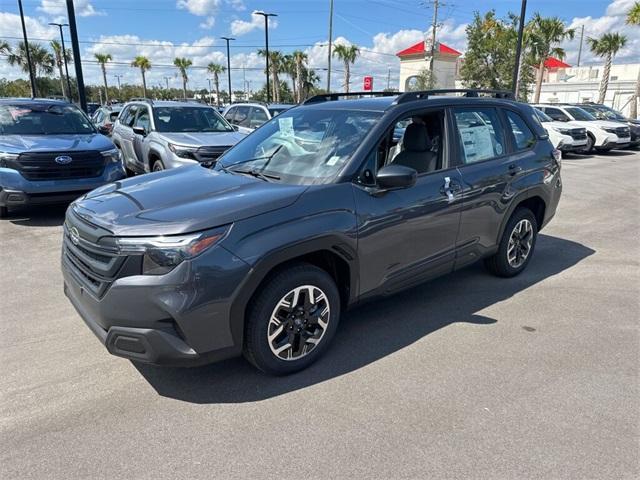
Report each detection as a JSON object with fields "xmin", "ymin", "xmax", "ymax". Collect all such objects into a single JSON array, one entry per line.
[{"xmin": 396, "ymin": 40, "xmax": 463, "ymax": 91}]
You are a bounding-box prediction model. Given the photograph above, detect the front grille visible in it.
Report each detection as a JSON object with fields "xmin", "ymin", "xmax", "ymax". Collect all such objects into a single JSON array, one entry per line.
[
  {"xmin": 570, "ymin": 128, "xmax": 587, "ymax": 141},
  {"xmin": 7, "ymin": 151, "xmax": 106, "ymax": 181},
  {"xmin": 194, "ymin": 146, "xmax": 232, "ymax": 166},
  {"xmin": 614, "ymin": 127, "xmax": 630, "ymax": 138},
  {"xmin": 62, "ymin": 214, "xmax": 126, "ymax": 298}
]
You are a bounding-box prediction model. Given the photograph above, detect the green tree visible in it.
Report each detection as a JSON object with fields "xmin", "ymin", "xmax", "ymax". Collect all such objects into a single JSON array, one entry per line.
[
  {"xmin": 0, "ymin": 41, "xmax": 10, "ymax": 55},
  {"xmin": 408, "ymin": 68, "xmax": 435, "ymax": 91},
  {"xmin": 131, "ymin": 56, "xmax": 151, "ymax": 98},
  {"xmin": 50, "ymin": 41, "xmax": 72, "ymax": 99},
  {"xmin": 94, "ymin": 53, "xmax": 112, "ymax": 104},
  {"xmin": 282, "ymin": 54, "xmax": 297, "ymax": 101},
  {"xmin": 207, "ymin": 62, "xmax": 225, "ymax": 106},
  {"xmin": 626, "ymin": 2, "xmax": 640, "ymax": 118},
  {"xmin": 292, "ymin": 50, "xmax": 308, "ymax": 103},
  {"xmin": 258, "ymin": 49, "xmax": 285, "ymax": 102},
  {"xmin": 528, "ymin": 14, "xmax": 574, "ymax": 103},
  {"xmin": 6, "ymin": 42, "xmax": 54, "ymax": 96},
  {"xmin": 173, "ymin": 57, "xmax": 192, "ymax": 99},
  {"xmin": 587, "ymin": 33, "xmax": 628, "ymax": 104},
  {"xmin": 332, "ymin": 44, "xmax": 359, "ymax": 93}
]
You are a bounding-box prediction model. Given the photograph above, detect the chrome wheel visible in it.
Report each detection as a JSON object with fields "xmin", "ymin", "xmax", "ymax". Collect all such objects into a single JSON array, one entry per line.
[
  {"xmin": 152, "ymin": 161, "xmax": 164, "ymax": 172},
  {"xmin": 507, "ymin": 219, "xmax": 533, "ymax": 268},
  {"xmin": 267, "ymin": 285, "xmax": 330, "ymax": 361}
]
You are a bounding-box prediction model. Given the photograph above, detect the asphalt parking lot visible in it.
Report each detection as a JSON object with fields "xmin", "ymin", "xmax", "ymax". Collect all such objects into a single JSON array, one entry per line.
[{"xmin": 1, "ymin": 150, "xmax": 639, "ymax": 479}]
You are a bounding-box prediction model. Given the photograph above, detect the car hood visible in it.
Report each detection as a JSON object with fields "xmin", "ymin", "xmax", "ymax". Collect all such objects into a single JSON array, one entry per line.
[
  {"xmin": 565, "ymin": 120, "xmax": 622, "ymax": 130},
  {"xmin": 544, "ymin": 121, "xmax": 581, "ymax": 131},
  {"xmin": 0, "ymin": 133, "xmax": 114, "ymax": 153},
  {"xmin": 159, "ymin": 131, "xmax": 246, "ymax": 147},
  {"xmin": 71, "ymin": 165, "xmax": 306, "ymax": 236}
]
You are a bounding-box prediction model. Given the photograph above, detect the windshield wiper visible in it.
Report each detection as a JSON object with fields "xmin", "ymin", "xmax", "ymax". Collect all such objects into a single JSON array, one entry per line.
[
  {"xmin": 221, "ymin": 144, "xmax": 284, "ymax": 174},
  {"xmin": 231, "ymin": 169, "xmax": 281, "ymax": 182}
]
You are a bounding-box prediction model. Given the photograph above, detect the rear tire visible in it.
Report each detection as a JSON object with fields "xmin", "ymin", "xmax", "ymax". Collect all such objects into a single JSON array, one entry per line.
[
  {"xmin": 244, "ymin": 263, "xmax": 341, "ymax": 375},
  {"xmin": 0, "ymin": 206, "xmax": 8, "ymax": 218},
  {"xmin": 485, "ymin": 208, "xmax": 538, "ymax": 278}
]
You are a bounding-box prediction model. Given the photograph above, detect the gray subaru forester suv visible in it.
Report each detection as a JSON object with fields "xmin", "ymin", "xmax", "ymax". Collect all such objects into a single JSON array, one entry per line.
[
  {"xmin": 62, "ymin": 89, "xmax": 562, "ymax": 375},
  {"xmin": 111, "ymin": 100, "xmax": 246, "ymax": 174}
]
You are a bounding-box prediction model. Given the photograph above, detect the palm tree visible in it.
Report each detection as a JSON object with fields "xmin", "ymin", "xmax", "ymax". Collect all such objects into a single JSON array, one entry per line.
[
  {"xmin": 94, "ymin": 53, "xmax": 112, "ymax": 104},
  {"xmin": 332, "ymin": 44, "xmax": 359, "ymax": 93},
  {"xmin": 282, "ymin": 54, "xmax": 297, "ymax": 101},
  {"xmin": 131, "ymin": 56, "xmax": 151, "ymax": 98},
  {"xmin": 0, "ymin": 41, "xmax": 9, "ymax": 55},
  {"xmin": 588, "ymin": 33, "xmax": 628, "ymax": 104},
  {"xmin": 300, "ymin": 68, "xmax": 320, "ymax": 100},
  {"xmin": 528, "ymin": 14, "xmax": 574, "ymax": 103},
  {"xmin": 292, "ymin": 50, "xmax": 308, "ymax": 103},
  {"xmin": 207, "ymin": 63, "xmax": 225, "ymax": 106},
  {"xmin": 50, "ymin": 41, "xmax": 72, "ymax": 99},
  {"xmin": 173, "ymin": 57, "xmax": 192, "ymax": 99},
  {"xmin": 626, "ymin": 2, "xmax": 640, "ymax": 118},
  {"xmin": 258, "ymin": 49, "xmax": 284, "ymax": 102},
  {"xmin": 7, "ymin": 42, "xmax": 54, "ymax": 96}
]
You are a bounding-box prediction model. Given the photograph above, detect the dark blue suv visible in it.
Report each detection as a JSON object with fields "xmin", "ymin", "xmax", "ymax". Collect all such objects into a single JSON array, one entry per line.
[
  {"xmin": 0, "ymin": 99, "xmax": 126, "ymax": 217},
  {"xmin": 61, "ymin": 90, "xmax": 562, "ymax": 375}
]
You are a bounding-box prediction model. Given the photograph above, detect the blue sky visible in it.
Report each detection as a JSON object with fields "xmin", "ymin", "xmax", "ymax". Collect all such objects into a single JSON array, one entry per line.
[{"xmin": 0, "ymin": 0, "xmax": 638, "ymax": 92}]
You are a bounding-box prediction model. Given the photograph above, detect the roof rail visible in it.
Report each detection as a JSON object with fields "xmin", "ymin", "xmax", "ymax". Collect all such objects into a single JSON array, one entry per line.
[
  {"xmin": 394, "ymin": 89, "xmax": 515, "ymax": 104},
  {"xmin": 303, "ymin": 91, "xmax": 398, "ymax": 105},
  {"xmin": 129, "ymin": 97, "xmax": 154, "ymax": 104}
]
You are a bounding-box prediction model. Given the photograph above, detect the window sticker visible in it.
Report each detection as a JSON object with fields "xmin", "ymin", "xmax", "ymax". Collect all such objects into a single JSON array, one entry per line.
[{"xmin": 278, "ymin": 116, "xmax": 294, "ymax": 137}]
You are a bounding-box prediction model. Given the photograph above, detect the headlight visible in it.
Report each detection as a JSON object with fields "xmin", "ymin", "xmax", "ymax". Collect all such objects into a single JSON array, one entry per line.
[
  {"xmin": 602, "ymin": 127, "xmax": 617, "ymax": 134},
  {"xmin": 0, "ymin": 152, "xmax": 18, "ymax": 168},
  {"xmin": 552, "ymin": 127, "xmax": 572, "ymax": 135},
  {"xmin": 116, "ymin": 226, "xmax": 229, "ymax": 275},
  {"xmin": 168, "ymin": 143, "xmax": 198, "ymax": 159},
  {"xmin": 100, "ymin": 148, "xmax": 121, "ymax": 163}
]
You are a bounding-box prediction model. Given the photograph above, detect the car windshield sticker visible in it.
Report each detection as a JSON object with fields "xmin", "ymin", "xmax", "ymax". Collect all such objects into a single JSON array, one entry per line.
[{"xmin": 278, "ymin": 116, "xmax": 294, "ymax": 137}]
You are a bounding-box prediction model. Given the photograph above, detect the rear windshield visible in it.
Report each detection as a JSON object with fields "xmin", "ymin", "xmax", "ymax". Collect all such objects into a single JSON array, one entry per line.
[
  {"xmin": 153, "ymin": 106, "xmax": 234, "ymax": 133},
  {"xmin": 0, "ymin": 104, "xmax": 96, "ymax": 135}
]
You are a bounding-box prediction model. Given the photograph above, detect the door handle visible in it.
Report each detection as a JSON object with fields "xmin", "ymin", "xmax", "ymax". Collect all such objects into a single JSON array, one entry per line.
[
  {"xmin": 508, "ymin": 164, "xmax": 523, "ymax": 175},
  {"xmin": 442, "ymin": 176, "xmax": 455, "ymax": 202}
]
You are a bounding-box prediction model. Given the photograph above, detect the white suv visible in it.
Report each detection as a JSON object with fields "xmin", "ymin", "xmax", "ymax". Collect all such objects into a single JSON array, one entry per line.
[
  {"xmin": 534, "ymin": 104, "xmax": 630, "ymax": 153},
  {"xmin": 222, "ymin": 103, "xmax": 294, "ymax": 134},
  {"xmin": 533, "ymin": 108, "xmax": 587, "ymax": 154}
]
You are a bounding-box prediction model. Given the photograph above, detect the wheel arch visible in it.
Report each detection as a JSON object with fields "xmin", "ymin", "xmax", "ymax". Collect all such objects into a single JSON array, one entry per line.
[{"xmin": 497, "ymin": 189, "xmax": 547, "ymax": 243}]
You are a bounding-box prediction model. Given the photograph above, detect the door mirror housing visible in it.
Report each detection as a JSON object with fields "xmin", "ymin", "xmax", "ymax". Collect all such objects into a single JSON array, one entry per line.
[
  {"xmin": 132, "ymin": 126, "xmax": 147, "ymax": 136},
  {"xmin": 376, "ymin": 164, "xmax": 417, "ymax": 190}
]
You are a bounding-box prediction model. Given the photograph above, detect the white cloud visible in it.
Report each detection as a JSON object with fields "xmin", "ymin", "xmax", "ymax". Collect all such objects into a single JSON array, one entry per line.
[
  {"xmin": 200, "ymin": 16, "xmax": 215, "ymax": 29},
  {"xmin": 38, "ymin": 0, "xmax": 105, "ymax": 18},
  {"xmin": 227, "ymin": 0, "xmax": 246, "ymax": 11},
  {"xmin": 230, "ymin": 11, "xmax": 278, "ymax": 36},
  {"xmin": 176, "ymin": 0, "xmax": 221, "ymax": 16}
]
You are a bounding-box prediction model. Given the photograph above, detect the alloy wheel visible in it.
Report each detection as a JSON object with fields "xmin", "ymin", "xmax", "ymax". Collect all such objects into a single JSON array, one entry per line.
[
  {"xmin": 267, "ymin": 285, "xmax": 330, "ymax": 361},
  {"xmin": 507, "ymin": 219, "xmax": 533, "ymax": 268},
  {"xmin": 153, "ymin": 162, "xmax": 164, "ymax": 172}
]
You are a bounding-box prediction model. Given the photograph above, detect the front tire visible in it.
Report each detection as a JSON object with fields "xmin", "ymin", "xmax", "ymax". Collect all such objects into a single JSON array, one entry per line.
[
  {"xmin": 485, "ymin": 208, "xmax": 538, "ymax": 278},
  {"xmin": 580, "ymin": 134, "xmax": 595, "ymax": 154},
  {"xmin": 244, "ymin": 263, "xmax": 341, "ymax": 375},
  {"xmin": 152, "ymin": 159, "xmax": 165, "ymax": 172}
]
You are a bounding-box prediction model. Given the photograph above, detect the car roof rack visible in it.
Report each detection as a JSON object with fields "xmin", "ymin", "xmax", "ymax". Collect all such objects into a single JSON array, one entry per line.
[
  {"xmin": 303, "ymin": 91, "xmax": 398, "ymax": 105},
  {"xmin": 394, "ymin": 89, "xmax": 515, "ymax": 104}
]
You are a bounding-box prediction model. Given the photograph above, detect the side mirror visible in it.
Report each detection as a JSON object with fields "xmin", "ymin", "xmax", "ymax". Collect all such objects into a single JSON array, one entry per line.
[
  {"xmin": 376, "ymin": 164, "xmax": 417, "ymax": 191},
  {"xmin": 132, "ymin": 126, "xmax": 146, "ymax": 136},
  {"xmin": 97, "ymin": 125, "xmax": 111, "ymax": 135},
  {"xmin": 232, "ymin": 125, "xmax": 240, "ymax": 131}
]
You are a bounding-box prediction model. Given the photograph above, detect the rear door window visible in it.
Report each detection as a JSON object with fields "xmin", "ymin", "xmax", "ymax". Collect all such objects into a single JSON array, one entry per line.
[
  {"xmin": 505, "ymin": 110, "xmax": 536, "ymax": 150},
  {"xmin": 224, "ymin": 106, "xmax": 236, "ymax": 123},
  {"xmin": 452, "ymin": 107, "xmax": 506, "ymax": 164}
]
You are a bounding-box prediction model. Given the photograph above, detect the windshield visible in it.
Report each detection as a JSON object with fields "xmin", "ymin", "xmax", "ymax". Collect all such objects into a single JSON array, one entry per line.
[
  {"xmin": 592, "ymin": 106, "xmax": 625, "ymax": 121},
  {"xmin": 534, "ymin": 109, "xmax": 552, "ymax": 123},
  {"xmin": 0, "ymin": 104, "xmax": 95, "ymax": 135},
  {"xmin": 153, "ymin": 106, "xmax": 234, "ymax": 133},
  {"xmin": 566, "ymin": 107, "xmax": 596, "ymax": 121},
  {"xmin": 217, "ymin": 108, "xmax": 382, "ymax": 185}
]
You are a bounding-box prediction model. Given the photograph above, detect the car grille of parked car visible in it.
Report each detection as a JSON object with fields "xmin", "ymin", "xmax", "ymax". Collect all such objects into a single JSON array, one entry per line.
[
  {"xmin": 62, "ymin": 211, "xmax": 136, "ymax": 298},
  {"xmin": 8, "ymin": 151, "xmax": 106, "ymax": 181},
  {"xmin": 614, "ymin": 127, "xmax": 630, "ymax": 138},
  {"xmin": 570, "ymin": 128, "xmax": 587, "ymax": 141},
  {"xmin": 194, "ymin": 146, "xmax": 233, "ymax": 167}
]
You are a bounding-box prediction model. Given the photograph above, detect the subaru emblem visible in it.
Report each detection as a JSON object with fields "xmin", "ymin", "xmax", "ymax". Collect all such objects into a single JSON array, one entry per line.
[
  {"xmin": 70, "ymin": 226, "xmax": 80, "ymax": 245},
  {"xmin": 55, "ymin": 155, "xmax": 73, "ymax": 165}
]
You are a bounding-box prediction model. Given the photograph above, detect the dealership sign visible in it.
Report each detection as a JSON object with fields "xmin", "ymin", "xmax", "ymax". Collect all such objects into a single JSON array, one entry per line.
[{"xmin": 363, "ymin": 76, "xmax": 373, "ymax": 91}]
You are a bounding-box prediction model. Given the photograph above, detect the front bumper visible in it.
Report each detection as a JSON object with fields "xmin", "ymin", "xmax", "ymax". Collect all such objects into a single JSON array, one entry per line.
[
  {"xmin": 61, "ymin": 239, "xmax": 251, "ymax": 366},
  {"xmin": 0, "ymin": 163, "xmax": 125, "ymax": 207}
]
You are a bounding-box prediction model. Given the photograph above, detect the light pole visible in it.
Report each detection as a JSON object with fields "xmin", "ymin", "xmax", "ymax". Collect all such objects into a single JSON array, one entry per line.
[
  {"xmin": 220, "ymin": 36, "xmax": 235, "ymax": 103},
  {"xmin": 327, "ymin": 0, "xmax": 334, "ymax": 92},
  {"xmin": 114, "ymin": 74, "xmax": 123, "ymax": 99},
  {"xmin": 49, "ymin": 22, "xmax": 73, "ymax": 101},
  {"xmin": 66, "ymin": 0, "xmax": 87, "ymax": 112},
  {"xmin": 17, "ymin": 0, "xmax": 37, "ymax": 97},
  {"xmin": 254, "ymin": 11, "xmax": 277, "ymax": 103}
]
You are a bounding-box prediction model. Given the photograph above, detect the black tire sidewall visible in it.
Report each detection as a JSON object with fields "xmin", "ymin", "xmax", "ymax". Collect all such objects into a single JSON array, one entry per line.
[
  {"xmin": 152, "ymin": 159, "xmax": 165, "ymax": 172},
  {"xmin": 244, "ymin": 264, "xmax": 341, "ymax": 375},
  {"xmin": 495, "ymin": 208, "xmax": 538, "ymax": 277}
]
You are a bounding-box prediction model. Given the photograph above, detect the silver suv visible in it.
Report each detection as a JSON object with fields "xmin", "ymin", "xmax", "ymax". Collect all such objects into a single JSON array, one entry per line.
[
  {"xmin": 222, "ymin": 102, "xmax": 294, "ymax": 134},
  {"xmin": 112, "ymin": 100, "xmax": 246, "ymax": 173}
]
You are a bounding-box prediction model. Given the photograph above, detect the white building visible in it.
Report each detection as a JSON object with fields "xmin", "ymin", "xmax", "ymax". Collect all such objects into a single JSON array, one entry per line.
[
  {"xmin": 396, "ymin": 41, "xmax": 462, "ymax": 91},
  {"xmin": 538, "ymin": 63, "xmax": 639, "ymax": 118}
]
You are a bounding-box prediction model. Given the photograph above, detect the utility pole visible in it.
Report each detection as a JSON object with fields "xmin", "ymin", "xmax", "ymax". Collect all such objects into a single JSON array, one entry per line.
[
  {"xmin": 512, "ymin": 0, "xmax": 528, "ymax": 97},
  {"xmin": 49, "ymin": 23, "xmax": 73, "ymax": 101},
  {"xmin": 387, "ymin": 67, "xmax": 391, "ymax": 90},
  {"xmin": 114, "ymin": 74, "xmax": 122, "ymax": 91},
  {"xmin": 254, "ymin": 11, "xmax": 277, "ymax": 103},
  {"xmin": 17, "ymin": 0, "xmax": 37, "ymax": 98},
  {"xmin": 428, "ymin": 0, "xmax": 440, "ymax": 77},
  {"xmin": 577, "ymin": 25, "xmax": 585, "ymax": 67},
  {"xmin": 66, "ymin": 0, "xmax": 87, "ymax": 112},
  {"xmin": 327, "ymin": 0, "xmax": 334, "ymax": 92},
  {"xmin": 220, "ymin": 37, "xmax": 235, "ymax": 104}
]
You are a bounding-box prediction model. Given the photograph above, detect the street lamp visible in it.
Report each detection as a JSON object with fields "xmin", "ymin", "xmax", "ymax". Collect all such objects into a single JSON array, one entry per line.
[
  {"xmin": 253, "ymin": 11, "xmax": 277, "ymax": 103},
  {"xmin": 65, "ymin": 0, "xmax": 87, "ymax": 112},
  {"xmin": 18, "ymin": 0, "xmax": 36, "ymax": 97},
  {"xmin": 220, "ymin": 36, "xmax": 235, "ymax": 104},
  {"xmin": 49, "ymin": 22, "xmax": 73, "ymax": 101}
]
